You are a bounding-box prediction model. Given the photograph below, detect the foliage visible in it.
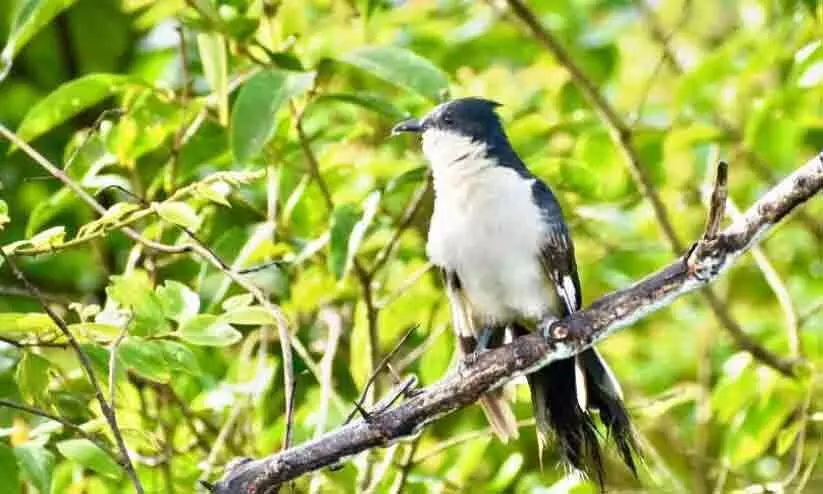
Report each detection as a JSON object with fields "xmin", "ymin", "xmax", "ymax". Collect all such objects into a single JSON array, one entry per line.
[{"xmin": 0, "ymin": 0, "xmax": 822, "ymax": 492}]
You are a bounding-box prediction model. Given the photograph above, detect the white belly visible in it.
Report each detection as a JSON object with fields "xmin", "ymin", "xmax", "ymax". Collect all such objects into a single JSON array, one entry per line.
[{"xmin": 427, "ymin": 165, "xmax": 557, "ymax": 324}]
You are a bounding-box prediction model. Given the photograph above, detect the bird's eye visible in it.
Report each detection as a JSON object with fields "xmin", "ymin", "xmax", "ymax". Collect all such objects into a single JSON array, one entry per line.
[{"xmin": 442, "ymin": 115, "xmax": 454, "ymax": 126}]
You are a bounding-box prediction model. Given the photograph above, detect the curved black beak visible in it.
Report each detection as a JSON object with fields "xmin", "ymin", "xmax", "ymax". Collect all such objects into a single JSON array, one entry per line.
[{"xmin": 391, "ymin": 118, "xmax": 423, "ymax": 135}]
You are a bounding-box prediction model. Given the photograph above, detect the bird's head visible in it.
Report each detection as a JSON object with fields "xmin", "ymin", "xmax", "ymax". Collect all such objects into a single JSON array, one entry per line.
[{"xmin": 392, "ymin": 97, "xmax": 510, "ymax": 169}]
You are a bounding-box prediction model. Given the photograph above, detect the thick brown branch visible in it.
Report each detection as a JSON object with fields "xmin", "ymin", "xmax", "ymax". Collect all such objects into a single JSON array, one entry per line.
[{"xmin": 213, "ymin": 152, "xmax": 821, "ymax": 493}]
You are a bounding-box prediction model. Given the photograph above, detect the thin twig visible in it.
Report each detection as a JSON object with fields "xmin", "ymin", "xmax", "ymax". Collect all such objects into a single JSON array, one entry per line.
[
  {"xmin": 370, "ymin": 178, "xmax": 431, "ymax": 277},
  {"xmin": 0, "ymin": 398, "xmax": 118, "ymax": 462},
  {"xmin": 344, "ymin": 325, "xmax": 418, "ymax": 425},
  {"xmin": 780, "ymin": 378, "xmax": 814, "ymax": 489},
  {"xmin": 798, "ymin": 299, "xmax": 823, "ymax": 328},
  {"xmin": 412, "ymin": 419, "xmax": 535, "ymax": 465},
  {"xmin": 703, "ymin": 161, "xmax": 728, "ymax": 240},
  {"xmin": 0, "ymin": 250, "xmax": 144, "ymax": 493},
  {"xmin": 315, "ymin": 308, "xmax": 343, "ymax": 438},
  {"xmin": 389, "ymin": 439, "xmax": 420, "ymax": 494}
]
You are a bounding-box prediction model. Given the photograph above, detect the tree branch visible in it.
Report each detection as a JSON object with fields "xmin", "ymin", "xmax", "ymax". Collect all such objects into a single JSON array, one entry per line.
[{"xmin": 212, "ymin": 153, "xmax": 821, "ymax": 493}]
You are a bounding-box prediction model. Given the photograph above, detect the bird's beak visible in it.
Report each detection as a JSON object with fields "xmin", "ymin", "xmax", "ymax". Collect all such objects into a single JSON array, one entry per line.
[{"xmin": 391, "ymin": 118, "xmax": 423, "ymax": 136}]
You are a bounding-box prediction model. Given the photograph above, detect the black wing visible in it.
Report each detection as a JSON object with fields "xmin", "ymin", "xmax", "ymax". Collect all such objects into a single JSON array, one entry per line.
[{"xmin": 531, "ymin": 179, "xmax": 581, "ymax": 316}]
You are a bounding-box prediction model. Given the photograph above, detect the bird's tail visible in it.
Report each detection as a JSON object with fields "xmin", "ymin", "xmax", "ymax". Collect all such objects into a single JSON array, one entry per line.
[
  {"xmin": 457, "ymin": 331, "xmax": 520, "ymax": 442},
  {"xmin": 526, "ymin": 348, "xmax": 638, "ymax": 483}
]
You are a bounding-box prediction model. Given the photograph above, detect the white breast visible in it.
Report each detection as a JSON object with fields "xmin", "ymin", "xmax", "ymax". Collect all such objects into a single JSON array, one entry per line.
[{"xmin": 423, "ymin": 129, "xmax": 556, "ymax": 324}]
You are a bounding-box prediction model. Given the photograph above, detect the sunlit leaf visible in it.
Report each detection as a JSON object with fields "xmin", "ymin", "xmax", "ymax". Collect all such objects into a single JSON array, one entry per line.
[
  {"xmin": 0, "ymin": 313, "xmax": 58, "ymax": 336},
  {"xmin": 156, "ymin": 280, "xmax": 200, "ymax": 323},
  {"xmin": 328, "ymin": 203, "xmax": 359, "ymax": 280},
  {"xmin": 56, "ymin": 439, "xmax": 120, "ymax": 478},
  {"xmin": 340, "ymin": 46, "xmax": 448, "ymax": 102},
  {"xmin": 0, "ymin": 199, "xmax": 9, "ymax": 231},
  {"xmin": 157, "ymin": 340, "xmax": 200, "ymax": 376},
  {"xmin": 14, "ymin": 444, "xmax": 54, "ymax": 494},
  {"xmin": 488, "ymin": 453, "xmax": 524, "ymax": 492},
  {"xmin": 776, "ymin": 419, "xmax": 804, "ymax": 456},
  {"xmin": 178, "ymin": 315, "xmax": 241, "ymax": 346},
  {"xmin": 16, "ymin": 352, "xmax": 51, "ymax": 407},
  {"xmin": 197, "ymin": 32, "xmax": 228, "ymax": 125},
  {"xmin": 222, "ymin": 306, "xmax": 276, "ymax": 325},
  {"xmin": 315, "ymin": 92, "xmax": 407, "ymax": 119},
  {"xmin": 344, "ymin": 191, "xmax": 380, "ymax": 278},
  {"xmin": 723, "ymin": 389, "xmax": 801, "ymax": 467},
  {"xmin": 28, "ymin": 226, "xmax": 66, "ymax": 249},
  {"xmin": 15, "ymin": 74, "xmax": 136, "ymax": 144},
  {"xmin": 107, "ymin": 270, "xmax": 169, "ymax": 336},
  {"xmin": 118, "ymin": 338, "xmax": 170, "ymax": 382},
  {"xmin": 221, "ymin": 293, "xmax": 254, "ymax": 311},
  {"xmin": 0, "ymin": 443, "xmax": 20, "ymax": 494},
  {"xmin": 153, "ymin": 201, "xmax": 202, "ymax": 231},
  {"xmin": 230, "ymin": 69, "xmax": 315, "ymax": 163},
  {"xmin": 0, "ymin": 0, "xmax": 80, "ymax": 81}
]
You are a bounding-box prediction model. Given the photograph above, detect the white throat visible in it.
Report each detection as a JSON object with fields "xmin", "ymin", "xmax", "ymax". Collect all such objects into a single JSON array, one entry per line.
[{"xmin": 421, "ymin": 128, "xmax": 491, "ymax": 184}]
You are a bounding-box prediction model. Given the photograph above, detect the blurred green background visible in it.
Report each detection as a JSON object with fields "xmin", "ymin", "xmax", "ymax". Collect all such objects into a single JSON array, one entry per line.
[{"xmin": 0, "ymin": 0, "xmax": 822, "ymax": 492}]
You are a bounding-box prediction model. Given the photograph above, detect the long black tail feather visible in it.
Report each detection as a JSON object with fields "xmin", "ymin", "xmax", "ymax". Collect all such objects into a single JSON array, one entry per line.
[
  {"xmin": 581, "ymin": 349, "xmax": 640, "ymax": 476},
  {"xmin": 528, "ymin": 359, "xmax": 606, "ymax": 484},
  {"xmin": 514, "ymin": 324, "xmax": 639, "ymax": 484}
]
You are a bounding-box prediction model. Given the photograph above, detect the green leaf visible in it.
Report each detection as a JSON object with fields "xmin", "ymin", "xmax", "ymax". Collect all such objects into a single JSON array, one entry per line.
[
  {"xmin": 197, "ymin": 32, "xmax": 228, "ymax": 125},
  {"xmin": 15, "ymin": 74, "xmax": 135, "ymax": 144},
  {"xmin": 107, "ymin": 270, "xmax": 168, "ymax": 337},
  {"xmin": 14, "ymin": 444, "xmax": 54, "ymax": 494},
  {"xmin": 153, "ymin": 201, "xmax": 202, "ymax": 231},
  {"xmin": 345, "ymin": 192, "xmax": 380, "ymax": 276},
  {"xmin": 16, "ymin": 352, "xmax": 51, "ymax": 407},
  {"xmin": 0, "ymin": 313, "xmax": 59, "ymax": 337},
  {"xmin": 315, "ymin": 92, "xmax": 407, "ymax": 119},
  {"xmin": 488, "ymin": 453, "xmax": 524, "ymax": 492},
  {"xmin": 723, "ymin": 389, "xmax": 801, "ymax": 467},
  {"xmin": 0, "ymin": 0, "xmax": 80, "ymax": 82},
  {"xmin": 194, "ymin": 182, "xmax": 231, "ymax": 207},
  {"xmin": 0, "ymin": 199, "xmax": 9, "ymax": 231},
  {"xmin": 328, "ymin": 204, "xmax": 360, "ymax": 279},
  {"xmin": 178, "ymin": 315, "xmax": 241, "ymax": 346},
  {"xmin": 117, "ymin": 338, "xmax": 170, "ymax": 382},
  {"xmin": 0, "ymin": 443, "xmax": 20, "ymax": 494},
  {"xmin": 776, "ymin": 419, "xmax": 804, "ymax": 456},
  {"xmin": 25, "ymin": 188, "xmax": 77, "ymax": 238},
  {"xmin": 230, "ymin": 69, "xmax": 315, "ymax": 163},
  {"xmin": 340, "ymin": 46, "xmax": 448, "ymax": 102},
  {"xmin": 221, "ymin": 293, "xmax": 254, "ymax": 311},
  {"xmin": 28, "ymin": 226, "xmax": 66, "ymax": 249},
  {"xmin": 156, "ymin": 280, "xmax": 200, "ymax": 323},
  {"xmin": 67, "ymin": 323, "xmax": 122, "ymax": 340},
  {"xmin": 349, "ymin": 304, "xmax": 372, "ymax": 391},
  {"xmin": 157, "ymin": 340, "xmax": 200, "ymax": 376},
  {"xmin": 222, "ymin": 306, "xmax": 276, "ymax": 325},
  {"xmin": 56, "ymin": 439, "xmax": 120, "ymax": 478}
]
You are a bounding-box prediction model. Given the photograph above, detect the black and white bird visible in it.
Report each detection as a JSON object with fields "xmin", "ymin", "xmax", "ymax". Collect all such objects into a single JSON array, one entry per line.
[{"xmin": 393, "ymin": 97, "xmax": 638, "ymax": 482}]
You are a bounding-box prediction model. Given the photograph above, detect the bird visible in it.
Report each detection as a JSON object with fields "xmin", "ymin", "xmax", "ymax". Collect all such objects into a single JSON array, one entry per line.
[{"xmin": 392, "ymin": 97, "xmax": 638, "ymax": 483}]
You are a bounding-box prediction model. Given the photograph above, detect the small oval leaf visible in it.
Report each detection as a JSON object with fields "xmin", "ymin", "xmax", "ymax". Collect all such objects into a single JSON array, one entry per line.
[
  {"xmin": 56, "ymin": 439, "xmax": 121, "ymax": 478},
  {"xmin": 230, "ymin": 69, "xmax": 315, "ymax": 163},
  {"xmin": 15, "ymin": 74, "xmax": 135, "ymax": 144},
  {"xmin": 340, "ymin": 46, "xmax": 448, "ymax": 102},
  {"xmin": 153, "ymin": 201, "xmax": 202, "ymax": 231},
  {"xmin": 178, "ymin": 315, "xmax": 241, "ymax": 347},
  {"xmin": 222, "ymin": 306, "xmax": 276, "ymax": 325}
]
